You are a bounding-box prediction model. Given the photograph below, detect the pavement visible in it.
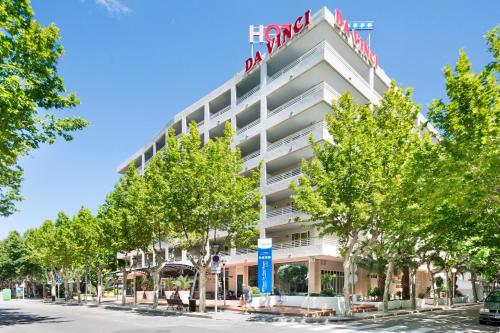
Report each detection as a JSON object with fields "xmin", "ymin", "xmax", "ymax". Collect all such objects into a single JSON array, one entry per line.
[{"xmin": 0, "ymin": 299, "xmax": 498, "ymax": 332}]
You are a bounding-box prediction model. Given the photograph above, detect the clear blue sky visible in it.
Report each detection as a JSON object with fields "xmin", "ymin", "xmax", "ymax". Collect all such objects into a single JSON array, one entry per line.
[{"xmin": 1, "ymin": 0, "xmax": 498, "ymax": 238}]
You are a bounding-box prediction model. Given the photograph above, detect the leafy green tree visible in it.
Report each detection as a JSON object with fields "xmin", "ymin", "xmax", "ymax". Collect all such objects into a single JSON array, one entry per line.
[
  {"xmin": 0, "ymin": 0, "xmax": 89, "ymax": 216},
  {"xmin": 164, "ymin": 123, "xmax": 261, "ymax": 312},
  {"xmin": 276, "ymin": 264, "xmax": 308, "ymax": 293},
  {"xmin": 141, "ymin": 147, "xmax": 173, "ymax": 308},
  {"xmin": 53, "ymin": 211, "xmax": 76, "ymax": 301},
  {"xmin": 24, "ymin": 220, "xmax": 58, "ymax": 298},
  {"xmin": 291, "ymin": 94, "xmax": 380, "ymax": 315},
  {"xmin": 72, "ymin": 207, "xmax": 99, "ymax": 302},
  {"xmin": 426, "ymin": 26, "xmax": 500, "ymax": 304},
  {"xmin": 0, "ymin": 231, "xmax": 28, "ymax": 288}
]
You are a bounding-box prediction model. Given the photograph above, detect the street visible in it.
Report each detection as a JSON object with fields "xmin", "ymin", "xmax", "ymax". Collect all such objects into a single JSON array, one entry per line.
[{"xmin": 0, "ymin": 301, "xmax": 498, "ymax": 333}]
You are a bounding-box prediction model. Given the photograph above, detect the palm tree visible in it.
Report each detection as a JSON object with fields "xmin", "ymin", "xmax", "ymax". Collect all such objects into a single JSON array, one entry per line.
[
  {"xmin": 174, "ymin": 276, "xmax": 192, "ymax": 291},
  {"xmin": 356, "ymin": 256, "xmax": 387, "ymax": 300}
]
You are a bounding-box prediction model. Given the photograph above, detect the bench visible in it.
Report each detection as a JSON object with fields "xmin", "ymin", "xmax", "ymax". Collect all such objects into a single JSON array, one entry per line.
[{"xmin": 166, "ymin": 298, "xmax": 187, "ymax": 311}]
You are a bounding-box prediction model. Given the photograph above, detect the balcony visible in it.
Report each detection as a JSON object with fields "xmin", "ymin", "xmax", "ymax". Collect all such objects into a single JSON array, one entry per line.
[
  {"xmin": 267, "ymin": 167, "xmax": 302, "ymax": 185},
  {"xmin": 237, "ymin": 118, "xmax": 260, "ymax": 136},
  {"xmin": 243, "ymin": 150, "xmax": 260, "ymax": 162},
  {"xmin": 268, "ymin": 42, "xmax": 323, "ymax": 84},
  {"xmin": 237, "ymin": 85, "xmax": 260, "ymax": 104},
  {"xmin": 267, "ymin": 121, "xmax": 325, "ymax": 152},
  {"xmin": 265, "ymin": 206, "xmax": 309, "ymax": 228},
  {"xmin": 210, "ymin": 105, "xmax": 230, "ymax": 120},
  {"xmin": 223, "ymin": 237, "xmax": 340, "ymax": 264}
]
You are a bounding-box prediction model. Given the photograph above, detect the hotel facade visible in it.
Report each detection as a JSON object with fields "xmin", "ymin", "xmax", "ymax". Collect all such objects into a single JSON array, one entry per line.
[{"xmin": 117, "ymin": 7, "xmax": 431, "ymax": 299}]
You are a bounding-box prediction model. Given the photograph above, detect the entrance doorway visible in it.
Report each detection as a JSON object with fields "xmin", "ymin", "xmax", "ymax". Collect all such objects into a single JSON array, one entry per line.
[{"xmin": 237, "ymin": 274, "xmax": 243, "ymax": 297}]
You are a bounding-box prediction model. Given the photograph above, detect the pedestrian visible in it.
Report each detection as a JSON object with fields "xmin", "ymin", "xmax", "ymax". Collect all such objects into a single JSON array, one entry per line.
[{"xmin": 241, "ymin": 284, "xmax": 250, "ymax": 313}]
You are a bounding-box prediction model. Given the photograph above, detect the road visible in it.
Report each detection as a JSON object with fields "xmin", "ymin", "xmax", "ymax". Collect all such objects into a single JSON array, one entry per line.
[{"xmin": 0, "ymin": 300, "xmax": 498, "ymax": 333}]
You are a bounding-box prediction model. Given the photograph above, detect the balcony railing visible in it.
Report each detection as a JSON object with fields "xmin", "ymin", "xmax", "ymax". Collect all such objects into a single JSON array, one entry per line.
[
  {"xmin": 268, "ymin": 42, "xmax": 323, "ymax": 83},
  {"xmin": 266, "ymin": 206, "xmax": 302, "ymax": 218},
  {"xmin": 267, "ymin": 122, "xmax": 323, "ymax": 152},
  {"xmin": 267, "ymin": 82, "xmax": 325, "ymax": 119},
  {"xmin": 237, "ymin": 118, "xmax": 260, "ymax": 135},
  {"xmin": 235, "ymin": 248, "xmax": 257, "ymax": 255},
  {"xmin": 242, "ymin": 150, "xmax": 260, "ymax": 162},
  {"xmin": 267, "ymin": 167, "xmax": 302, "ymax": 185},
  {"xmin": 197, "ymin": 120, "xmax": 205, "ymax": 127},
  {"xmin": 210, "ymin": 105, "xmax": 231, "ymax": 120},
  {"xmin": 272, "ymin": 238, "xmax": 311, "ymax": 250},
  {"xmin": 237, "ymin": 85, "xmax": 260, "ymax": 104}
]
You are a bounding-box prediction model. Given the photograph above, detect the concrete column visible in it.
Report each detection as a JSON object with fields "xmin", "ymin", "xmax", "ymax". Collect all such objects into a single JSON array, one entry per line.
[
  {"xmin": 152, "ymin": 250, "xmax": 156, "ymax": 266},
  {"xmin": 204, "ymin": 103, "xmax": 210, "ymax": 143},
  {"xmin": 230, "ymin": 248, "xmax": 237, "ymax": 256},
  {"xmin": 260, "ymin": 61, "xmax": 267, "ymax": 89},
  {"xmin": 141, "ymin": 252, "xmax": 145, "ymax": 267},
  {"xmin": 141, "ymin": 153, "xmax": 145, "ymax": 175},
  {"xmin": 165, "ymin": 246, "xmax": 169, "ymax": 261},
  {"xmin": 181, "ymin": 250, "xmax": 187, "ymax": 262},
  {"xmin": 152, "ymin": 142, "xmax": 156, "ymax": 155},
  {"xmin": 181, "ymin": 116, "xmax": 187, "ymax": 134},
  {"xmin": 230, "ymin": 85, "xmax": 237, "ymax": 109},
  {"xmin": 308, "ymin": 256, "xmax": 319, "ymax": 293},
  {"xmin": 129, "ymin": 255, "xmax": 133, "ymax": 268}
]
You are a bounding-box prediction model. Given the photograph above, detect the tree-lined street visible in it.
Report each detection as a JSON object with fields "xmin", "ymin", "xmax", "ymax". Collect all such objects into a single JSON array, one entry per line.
[{"xmin": 0, "ymin": 301, "xmax": 497, "ymax": 333}]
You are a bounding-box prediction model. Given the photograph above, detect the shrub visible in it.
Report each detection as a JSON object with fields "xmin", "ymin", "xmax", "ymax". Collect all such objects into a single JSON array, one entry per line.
[
  {"xmin": 320, "ymin": 289, "xmax": 335, "ymax": 297},
  {"xmin": 174, "ymin": 276, "xmax": 193, "ymax": 290},
  {"xmin": 435, "ymin": 276, "xmax": 444, "ymax": 288},
  {"xmin": 368, "ymin": 287, "xmax": 382, "ymax": 298},
  {"xmin": 250, "ymin": 286, "xmax": 259, "ymax": 295},
  {"xmin": 418, "ymin": 292, "xmax": 426, "ymax": 299},
  {"xmin": 276, "ymin": 264, "xmax": 308, "ymax": 292},
  {"xmin": 309, "ymin": 292, "xmax": 320, "ymax": 297}
]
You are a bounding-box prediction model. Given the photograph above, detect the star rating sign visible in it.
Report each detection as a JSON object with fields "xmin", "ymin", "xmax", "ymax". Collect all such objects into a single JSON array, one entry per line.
[{"xmin": 350, "ymin": 21, "xmax": 374, "ymax": 31}]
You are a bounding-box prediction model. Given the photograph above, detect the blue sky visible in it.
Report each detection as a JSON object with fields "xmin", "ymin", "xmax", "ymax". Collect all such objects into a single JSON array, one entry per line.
[{"xmin": 1, "ymin": 0, "xmax": 499, "ymax": 238}]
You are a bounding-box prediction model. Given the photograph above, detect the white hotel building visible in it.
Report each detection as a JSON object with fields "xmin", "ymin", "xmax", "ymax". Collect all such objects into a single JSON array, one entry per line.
[{"xmin": 117, "ymin": 7, "xmax": 430, "ymax": 297}]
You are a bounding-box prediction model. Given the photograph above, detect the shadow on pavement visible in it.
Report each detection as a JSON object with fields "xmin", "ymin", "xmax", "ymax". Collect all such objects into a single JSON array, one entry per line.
[{"xmin": 0, "ymin": 307, "xmax": 69, "ymax": 327}]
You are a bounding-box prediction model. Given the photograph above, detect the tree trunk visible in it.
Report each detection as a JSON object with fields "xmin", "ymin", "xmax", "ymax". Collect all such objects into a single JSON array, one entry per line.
[
  {"xmin": 97, "ymin": 268, "xmax": 103, "ymax": 305},
  {"xmin": 342, "ymin": 254, "xmax": 352, "ymax": 316},
  {"xmin": 152, "ymin": 267, "xmax": 160, "ymax": 309},
  {"xmin": 63, "ymin": 271, "xmax": 70, "ymax": 302},
  {"xmin": 377, "ymin": 273, "xmax": 386, "ymax": 301},
  {"xmin": 76, "ymin": 275, "xmax": 81, "ymax": 303},
  {"xmin": 383, "ymin": 258, "xmax": 395, "ymax": 313},
  {"xmin": 133, "ymin": 276, "xmax": 137, "ymax": 305},
  {"xmin": 471, "ymin": 272, "xmax": 478, "ymax": 302},
  {"xmin": 198, "ymin": 266, "xmax": 207, "ymax": 312},
  {"xmin": 50, "ymin": 271, "xmax": 56, "ymax": 299},
  {"xmin": 426, "ymin": 261, "xmax": 436, "ymax": 301},
  {"xmin": 402, "ymin": 266, "xmax": 410, "ymax": 300},
  {"xmin": 121, "ymin": 266, "xmax": 127, "ymax": 305},
  {"xmin": 410, "ymin": 268, "xmax": 417, "ymax": 309},
  {"xmin": 444, "ymin": 269, "xmax": 450, "ymax": 306}
]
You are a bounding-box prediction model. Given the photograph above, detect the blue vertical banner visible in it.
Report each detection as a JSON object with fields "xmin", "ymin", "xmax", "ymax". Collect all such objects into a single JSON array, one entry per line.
[{"xmin": 258, "ymin": 238, "xmax": 273, "ymax": 293}]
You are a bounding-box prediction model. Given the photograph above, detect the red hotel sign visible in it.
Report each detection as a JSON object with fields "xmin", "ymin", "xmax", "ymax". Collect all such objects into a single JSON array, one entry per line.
[
  {"xmin": 334, "ymin": 9, "xmax": 378, "ymax": 68},
  {"xmin": 245, "ymin": 10, "xmax": 311, "ymax": 73},
  {"xmin": 244, "ymin": 8, "xmax": 378, "ymax": 73}
]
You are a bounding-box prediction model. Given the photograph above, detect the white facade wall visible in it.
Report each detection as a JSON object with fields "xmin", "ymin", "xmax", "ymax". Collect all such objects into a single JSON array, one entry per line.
[{"xmin": 117, "ymin": 7, "xmax": 409, "ymax": 266}]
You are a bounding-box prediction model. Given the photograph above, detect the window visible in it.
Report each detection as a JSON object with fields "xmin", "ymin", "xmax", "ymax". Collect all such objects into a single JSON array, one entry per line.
[
  {"xmin": 370, "ymin": 274, "xmax": 378, "ymax": 279},
  {"xmin": 248, "ymin": 265, "xmax": 258, "ymax": 287},
  {"xmin": 396, "ymin": 279, "xmax": 402, "ymax": 288},
  {"xmin": 291, "ymin": 231, "xmax": 310, "ymax": 243},
  {"xmin": 321, "ymin": 270, "xmax": 344, "ymax": 294}
]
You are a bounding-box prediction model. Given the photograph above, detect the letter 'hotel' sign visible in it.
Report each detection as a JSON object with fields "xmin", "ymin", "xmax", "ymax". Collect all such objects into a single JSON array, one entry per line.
[{"xmin": 245, "ymin": 8, "xmax": 379, "ymax": 73}]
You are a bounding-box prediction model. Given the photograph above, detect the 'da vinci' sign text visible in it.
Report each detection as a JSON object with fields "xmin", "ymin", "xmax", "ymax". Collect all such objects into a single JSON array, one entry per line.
[{"xmin": 244, "ymin": 8, "xmax": 379, "ymax": 73}]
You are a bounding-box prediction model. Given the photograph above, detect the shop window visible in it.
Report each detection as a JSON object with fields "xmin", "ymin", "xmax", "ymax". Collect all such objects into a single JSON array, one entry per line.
[{"xmin": 248, "ymin": 265, "xmax": 258, "ymax": 288}]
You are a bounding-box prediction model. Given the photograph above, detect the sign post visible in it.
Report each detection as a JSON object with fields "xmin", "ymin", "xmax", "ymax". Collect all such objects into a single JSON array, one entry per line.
[
  {"xmin": 211, "ymin": 255, "xmax": 221, "ymax": 313},
  {"xmin": 258, "ymin": 239, "xmax": 273, "ymax": 294}
]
